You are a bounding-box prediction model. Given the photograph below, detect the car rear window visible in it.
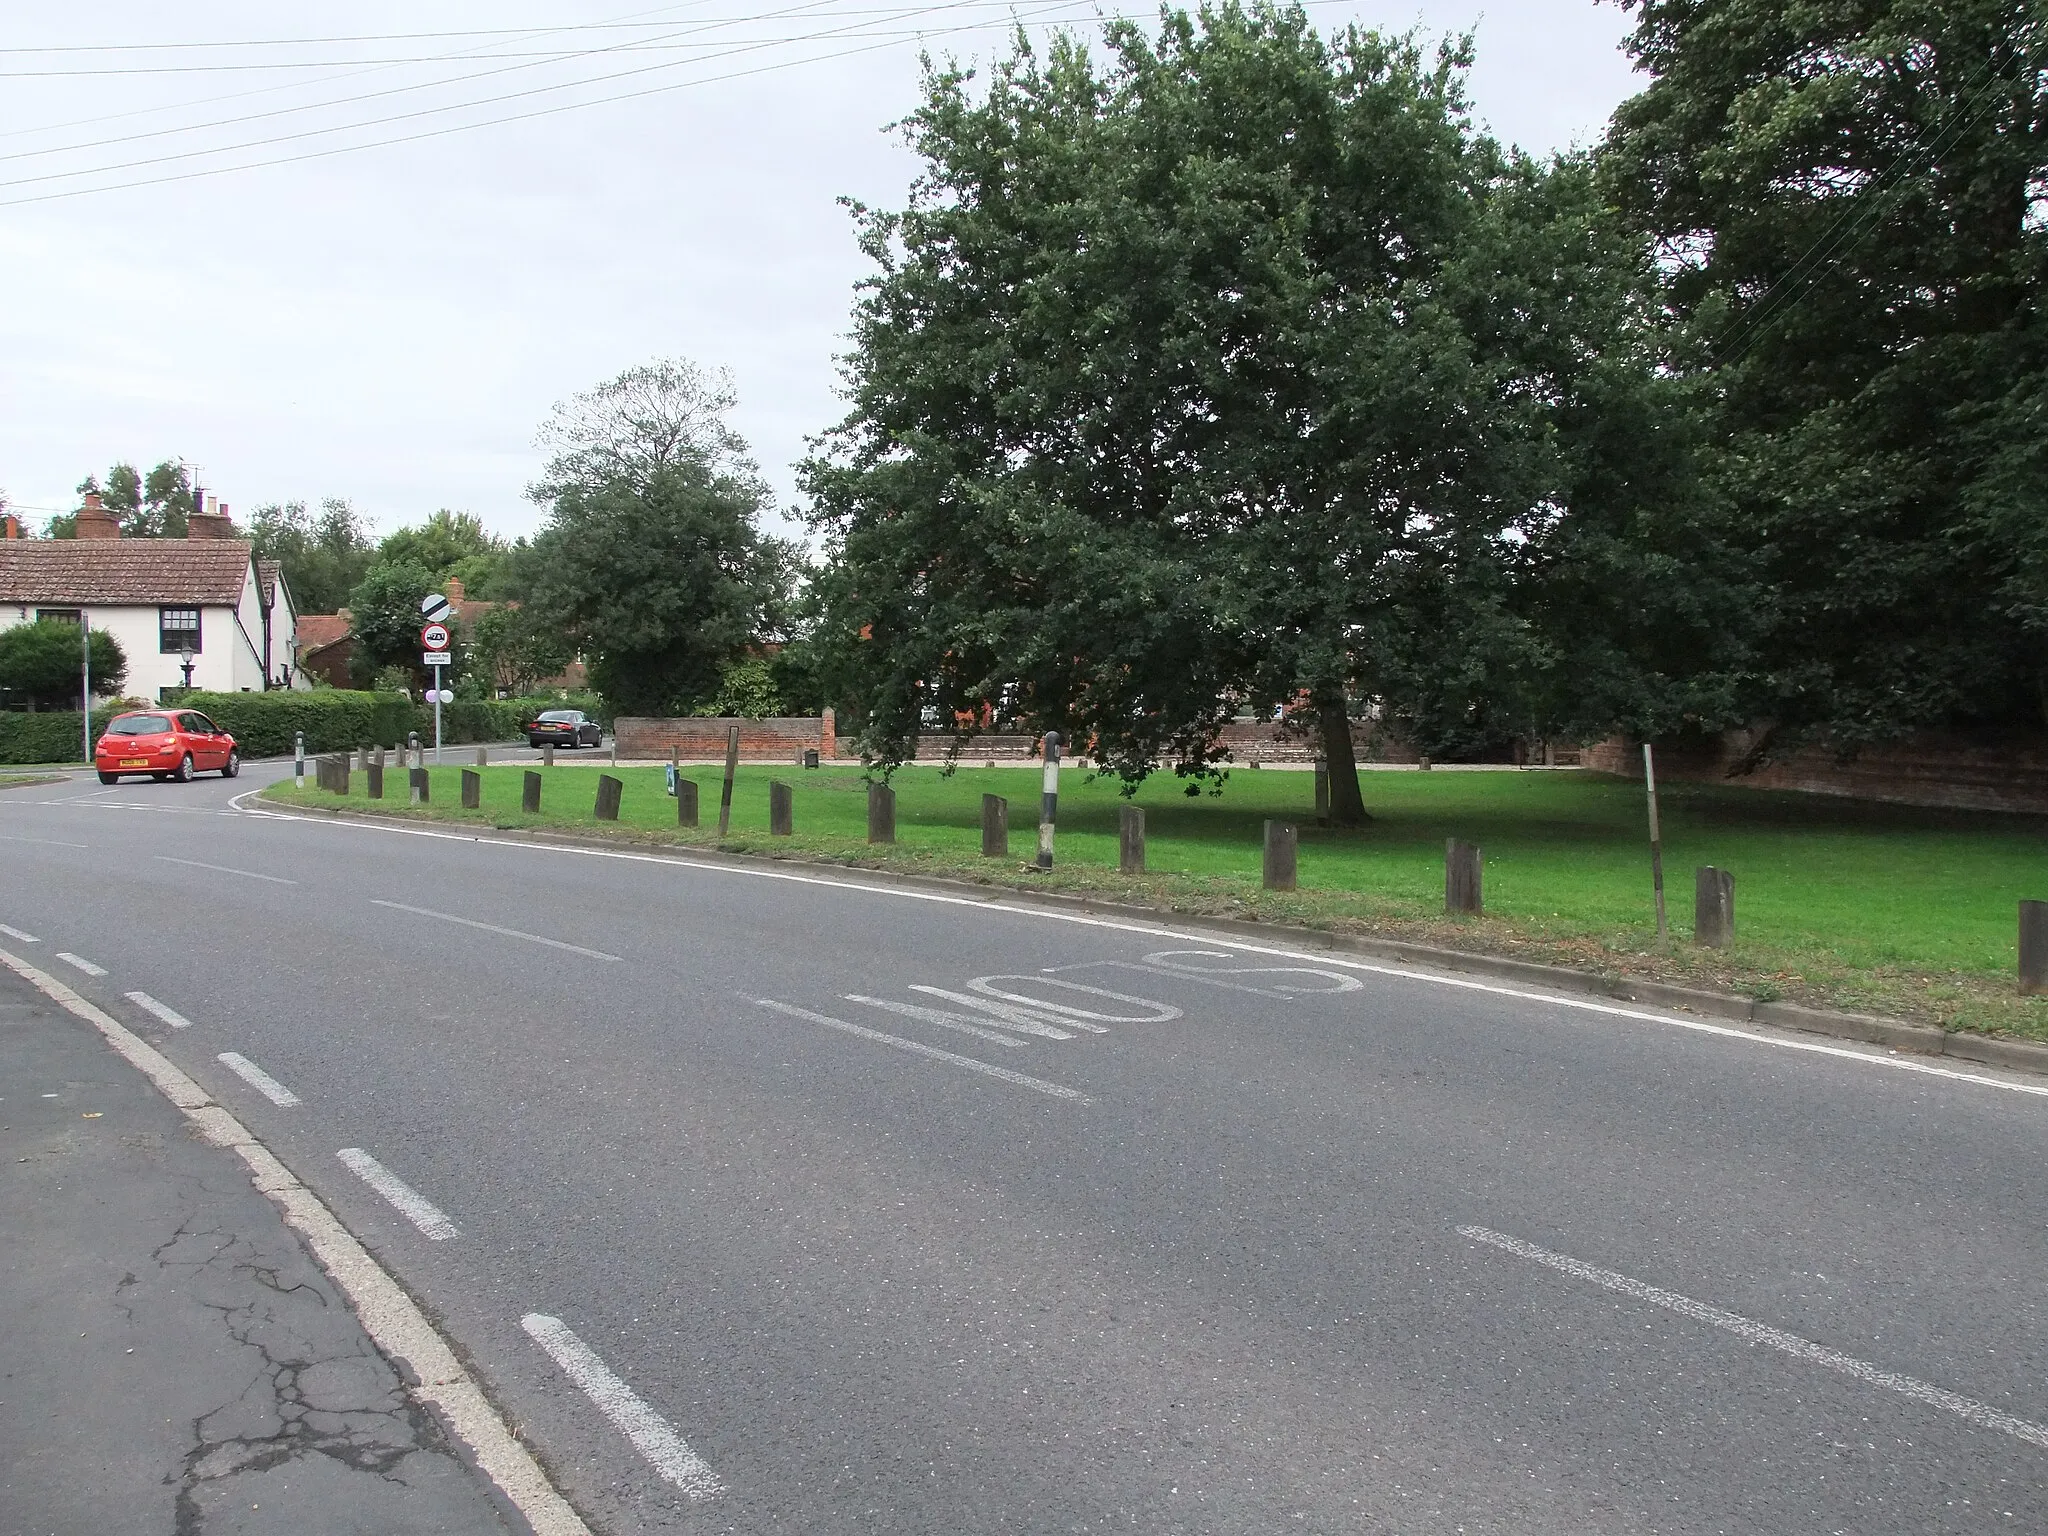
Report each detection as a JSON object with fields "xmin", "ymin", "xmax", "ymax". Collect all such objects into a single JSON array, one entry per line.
[
  {"xmin": 538, "ymin": 711, "xmax": 580, "ymax": 722},
  {"xmin": 109, "ymin": 715, "xmax": 173, "ymax": 735}
]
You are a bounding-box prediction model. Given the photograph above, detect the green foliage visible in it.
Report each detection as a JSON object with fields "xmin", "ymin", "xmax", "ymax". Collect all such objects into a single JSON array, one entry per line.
[
  {"xmin": 60, "ymin": 459, "xmax": 193, "ymax": 538},
  {"xmin": 1603, "ymin": 0, "xmax": 2048, "ymax": 743},
  {"xmin": 0, "ymin": 708, "xmax": 120, "ymax": 765},
  {"xmin": 523, "ymin": 360, "xmax": 792, "ymax": 718},
  {"xmin": 177, "ymin": 690, "xmax": 416, "ymax": 756},
  {"xmin": 0, "ymin": 620, "xmax": 128, "ymax": 709},
  {"xmin": 689, "ymin": 654, "xmax": 783, "ymax": 717},
  {"xmin": 247, "ymin": 498, "xmax": 377, "ymax": 615},
  {"xmin": 804, "ymin": 3, "xmax": 1691, "ymax": 816},
  {"xmin": 346, "ymin": 561, "xmax": 439, "ymax": 679},
  {"xmin": 464, "ymin": 603, "xmax": 573, "ymax": 696},
  {"xmin": 377, "ymin": 510, "xmax": 508, "ymax": 593}
]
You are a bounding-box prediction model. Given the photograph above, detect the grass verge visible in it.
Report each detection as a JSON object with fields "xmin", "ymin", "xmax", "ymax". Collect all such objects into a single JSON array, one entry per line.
[{"xmin": 261, "ymin": 761, "xmax": 2048, "ymax": 1041}]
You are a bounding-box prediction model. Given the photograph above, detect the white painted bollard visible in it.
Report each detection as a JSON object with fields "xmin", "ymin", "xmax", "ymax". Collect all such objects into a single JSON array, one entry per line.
[{"xmin": 1036, "ymin": 731, "xmax": 1062, "ymax": 870}]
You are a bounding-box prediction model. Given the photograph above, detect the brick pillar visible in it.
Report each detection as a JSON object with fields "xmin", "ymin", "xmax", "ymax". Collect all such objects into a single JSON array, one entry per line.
[{"xmin": 820, "ymin": 707, "xmax": 836, "ymax": 761}]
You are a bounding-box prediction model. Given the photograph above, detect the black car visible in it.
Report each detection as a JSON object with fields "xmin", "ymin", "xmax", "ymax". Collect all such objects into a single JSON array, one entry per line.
[{"xmin": 527, "ymin": 709, "xmax": 602, "ymax": 749}]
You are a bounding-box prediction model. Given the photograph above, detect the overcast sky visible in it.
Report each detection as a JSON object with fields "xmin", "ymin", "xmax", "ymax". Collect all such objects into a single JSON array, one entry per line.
[{"xmin": 0, "ymin": 2, "xmax": 1642, "ymax": 546}]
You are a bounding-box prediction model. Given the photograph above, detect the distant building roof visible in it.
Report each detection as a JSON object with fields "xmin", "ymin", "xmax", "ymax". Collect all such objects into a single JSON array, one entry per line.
[
  {"xmin": 295, "ymin": 614, "xmax": 352, "ymax": 655},
  {"xmin": 0, "ymin": 539, "xmax": 255, "ymax": 606},
  {"xmin": 257, "ymin": 559, "xmax": 280, "ymax": 609}
]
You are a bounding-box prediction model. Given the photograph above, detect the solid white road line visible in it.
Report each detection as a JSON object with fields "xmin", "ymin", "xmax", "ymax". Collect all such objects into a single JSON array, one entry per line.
[
  {"xmin": 521, "ymin": 1313, "xmax": 724, "ymax": 1502},
  {"xmin": 238, "ymin": 793, "xmax": 2048, "ymax": 1100},
  {"xmin": 756, "ymin": 999, "xmax": 1089, "ymax": 1101},
  {"xmin": 338, "ymin": 1148, "xmax": 459, "ymax": 1240},
  {"xmin": 216, "ymin": 1051, "xmax": 302, "ymax": 1107},
  {"xmin": 0, "ymin": 923, "xmax": 38, "ymax": 943},
  {"xmin": 1460, "ymin": 1224, "xmax": 2048, "ymax": 1450},
  {"xmin": 0, "ymin": 945, "xmax": 589, "ymax": 1536},
  {"xmin": 54, "ymin": 952, "xmax": 106, "ymax": 977},
  {"xmin": 125, "ymin": 990, "xmax": 194, "ymax": 1029},
  {"xmin": 155, "ymin": 854, "xmax": 297, "ymax": 884},
  {"xmin": 368, "ymin": 899, "xmax": 623, "ymax": 962},
  {"xmin": 0, "ymin": 832, "xmax": 87, "ymax": 849}
]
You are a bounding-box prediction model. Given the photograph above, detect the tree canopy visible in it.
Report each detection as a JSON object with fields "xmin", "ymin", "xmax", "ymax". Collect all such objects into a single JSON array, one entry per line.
[
  {"xmin": 248, "ymin": 498, "xmax": 377, "ymax": 616},
  {"xmin": 0, "ymin": 620, "xmax": 127, "ymax": 710}
]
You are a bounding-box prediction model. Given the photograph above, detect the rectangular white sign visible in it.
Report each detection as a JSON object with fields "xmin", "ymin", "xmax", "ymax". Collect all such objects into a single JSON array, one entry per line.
[{"xmin": 423, "ymin": 650, "xmax": 452, "ymax": 666}]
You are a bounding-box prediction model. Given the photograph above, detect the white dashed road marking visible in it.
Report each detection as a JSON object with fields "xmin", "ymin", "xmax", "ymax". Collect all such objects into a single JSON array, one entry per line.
[
  {"xmin": 756, "ymin": 999, "xmax": 1089, "ymax": 1101},
  {"xmin": 338, "ymin": 1148, "xmax": 459, "ymax": 1240},
  {"xmin": 126, "ymin": 991, "xmax": 195, "ymax": 1029},
  {"xmin": 521, "ymin": 1314, "xmax": 723, "ymax": 1501},
  {"xmin": 0, "ymin": 833, "xmax": 87, "ymax": 849},
  {"xmin": 0, "ymin": 924, "xmax": 38, "ymax": 943},
  {"xmin": 1461, "ymin": 1224, "xmax": 2048, "ymax": 1450},
  {"xmin": 156, "ymin": 854, "xmax": 297, "ymax": 884},
  {"xmin": 216, "ymin": 1051, "xmax": 302, "ymax": 1107},
  {"xmin": 369, "ymin": 900, "xmax": 622, "ymax": 962},
  {"xmin": 55, "ymin": 952, "xmax": 106, "ymax": 977}
]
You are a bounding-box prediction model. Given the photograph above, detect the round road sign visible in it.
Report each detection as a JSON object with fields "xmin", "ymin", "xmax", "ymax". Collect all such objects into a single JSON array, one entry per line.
[
  {"xmin": 420, "ymin": 622, "xmax": 451, "ymax": 651},
  {"xmin": 420, "ymin": 592, "xmax": 453, "ymax": 623}
]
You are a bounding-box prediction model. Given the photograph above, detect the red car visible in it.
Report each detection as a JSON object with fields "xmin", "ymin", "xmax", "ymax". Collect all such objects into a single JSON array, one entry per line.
[{"xmin": 96, "ymin": 709, "xmax": 241, "ymax": 784}]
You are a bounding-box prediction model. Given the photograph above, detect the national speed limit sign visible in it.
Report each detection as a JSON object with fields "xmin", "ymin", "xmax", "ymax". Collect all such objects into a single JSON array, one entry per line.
[{"xmin": 420, "ymin": 622, "xmax": 451, "ymax": 651}]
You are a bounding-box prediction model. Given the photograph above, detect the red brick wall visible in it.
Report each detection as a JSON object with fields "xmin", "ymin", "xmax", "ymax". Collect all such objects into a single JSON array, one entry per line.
[
  {"xmin": 1586, "ymin": 730, "xmax": 2048, "ymax": 814},
  {"xmin": 615, "ymin": 715, "xmax": 829, "ymax": 761}
]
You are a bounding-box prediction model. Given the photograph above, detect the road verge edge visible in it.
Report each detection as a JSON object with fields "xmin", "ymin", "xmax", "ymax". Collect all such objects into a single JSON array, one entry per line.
[{"xmin": 0, "ymin": 944, "xmax": 593, "ymax": 1536}]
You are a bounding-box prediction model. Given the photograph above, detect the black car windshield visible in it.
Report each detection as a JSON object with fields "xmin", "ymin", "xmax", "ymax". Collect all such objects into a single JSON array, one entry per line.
[
  {"xmin": 109, "ymin": 715, "xmax": 173, "ymax": 735},
  {"xmin": 538, "ymin": 711, "xmax": 581, "ymax": 723}
]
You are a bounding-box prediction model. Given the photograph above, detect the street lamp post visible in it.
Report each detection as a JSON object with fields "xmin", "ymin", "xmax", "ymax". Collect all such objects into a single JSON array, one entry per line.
[{"xmin": 177, "ymin": 640, "xmax": 196, "ymax": 691}]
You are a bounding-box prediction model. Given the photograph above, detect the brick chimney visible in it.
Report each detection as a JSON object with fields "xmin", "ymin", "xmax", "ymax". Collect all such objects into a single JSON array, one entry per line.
[
  {"xmin": 445, "ymin": 577, "xmax": 465, "ymax": 606},
  {"xmin": 187, "ymin": 504, "xmax": 235, "ymax": 540},
  {"xmin": 74, "ymin": 492, "xmax": 121, "ymax": 539},
  {"xmin": 2, "ymin": 512, "xmax": 18, "ymax": 540}
]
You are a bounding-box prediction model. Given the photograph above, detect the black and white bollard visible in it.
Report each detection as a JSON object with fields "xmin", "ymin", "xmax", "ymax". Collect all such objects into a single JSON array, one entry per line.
[
  {"xmin": 294, "ymin": 731, "xmax": 305, "ymax": 789},
  {"xmin": 1036, "ymin": 731, "xmax": 1062, "ymax": 870}
]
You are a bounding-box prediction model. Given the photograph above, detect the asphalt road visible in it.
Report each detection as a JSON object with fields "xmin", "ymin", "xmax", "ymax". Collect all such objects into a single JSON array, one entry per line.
[{"xmin": 3, "ymin": 762, "xmax": 2045, "ymax": 1534}]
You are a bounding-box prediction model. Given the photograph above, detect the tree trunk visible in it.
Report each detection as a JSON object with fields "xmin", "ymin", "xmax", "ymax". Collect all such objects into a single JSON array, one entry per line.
[{"xmin": 1317, "ymin": 690, "xmax": 1370, "ymax": 826}]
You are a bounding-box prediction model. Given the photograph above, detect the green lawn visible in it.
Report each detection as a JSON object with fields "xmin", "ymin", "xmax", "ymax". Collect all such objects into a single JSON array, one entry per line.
[{"xmin": 263, "ymin": 761, "xmax": 2048, "ymax": 1039}]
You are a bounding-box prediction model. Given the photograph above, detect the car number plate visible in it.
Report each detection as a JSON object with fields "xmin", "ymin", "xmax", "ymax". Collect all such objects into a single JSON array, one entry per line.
[{"xmin": 119, "ymin": 758, "xmax": 149, "ymax": 767}]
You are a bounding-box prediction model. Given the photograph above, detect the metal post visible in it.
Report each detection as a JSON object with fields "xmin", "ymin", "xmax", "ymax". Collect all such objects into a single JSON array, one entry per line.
[
  {"xmin": 433, "ymin": 664, "xmax": 443, "ymax": 764},
  {"xmin": 1036, "ymin": 731, "xmax": 1062, "ymax": 870},
  {"xmin": 1644, "ymin": 743, "xmax": 1668, "ymax": 938},
  {"xmin": 294, "ymin": 731, "xmax": 305, "ymax": 789},
  {"xmin": 80, "ymin": 619, "xmax": 91, "ymax": 766}
]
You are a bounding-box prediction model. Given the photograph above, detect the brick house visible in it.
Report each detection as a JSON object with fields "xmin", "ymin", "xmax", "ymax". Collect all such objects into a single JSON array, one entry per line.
[
  {"xmin": 0, "ymin": 493, "xmax": 305, "ymax": 704},
  {"xmin": 294, "ymin": 576, "xmax": 585, "ymax": 695}
]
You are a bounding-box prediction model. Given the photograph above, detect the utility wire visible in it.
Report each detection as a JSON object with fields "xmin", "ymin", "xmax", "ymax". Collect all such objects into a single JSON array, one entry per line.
[{"xmin": 0, "ymin": 0, "xmax": 1104, "ymax": 208}]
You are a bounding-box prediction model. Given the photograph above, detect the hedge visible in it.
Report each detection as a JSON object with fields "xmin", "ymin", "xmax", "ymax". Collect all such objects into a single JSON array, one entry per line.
[
  {"xmin": 0, "ymin": 691, "xmax": 596, "ymax": 764},
  {"xmin": 0, "ymin": 709, "xmax": 121, "ymax": 765}
]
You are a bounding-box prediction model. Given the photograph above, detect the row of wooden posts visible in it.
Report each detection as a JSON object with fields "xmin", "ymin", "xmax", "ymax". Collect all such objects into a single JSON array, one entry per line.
[{"xmin": 306, "ymin": 745, "xmax": 2048, "ymax": 985}]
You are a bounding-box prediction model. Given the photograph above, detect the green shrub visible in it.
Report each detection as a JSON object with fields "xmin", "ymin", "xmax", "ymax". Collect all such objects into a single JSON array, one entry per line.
[
  {"xmin": 0, "ymin": 709, "xmax": 120, "ymax": 765},
  {"xmin": 179, "ymin": 691, "xmax": 416, "ymax": 757}
]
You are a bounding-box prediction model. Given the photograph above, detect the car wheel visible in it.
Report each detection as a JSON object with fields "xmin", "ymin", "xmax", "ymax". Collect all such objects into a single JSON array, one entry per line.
[
  {"xmin": 98, "ymin": 771, "xmax": 119, "ymax": 785},
  {"xmin": 173, "ymin": 753, "xmax": 194, "ymax": 783},
  {"xmin": 221, "ymin": 749, "xmax": 240, "ymax": 779}
]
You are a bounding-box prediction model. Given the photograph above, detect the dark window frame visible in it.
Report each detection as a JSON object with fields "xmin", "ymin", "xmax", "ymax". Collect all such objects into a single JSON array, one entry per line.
[
  {"xmin": 36, "ymin": 608, "xmax": 81, "ymax": 626},
  {"xmin": 159, "ymin": 607, "xmax": 202, "ymax": 654}
]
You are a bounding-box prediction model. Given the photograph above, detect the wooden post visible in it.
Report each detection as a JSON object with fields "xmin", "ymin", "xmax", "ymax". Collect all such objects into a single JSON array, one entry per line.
[
  {"xmin": 676, "ymin": 777, "xmax": 699, "ymax": 828},
  {"xmin": 461, "ymin": 768, "xmax": 481, "ymax": 810},
  {"xmin": 1644, "ymin": 743, "xmax": 1668, "ymax": 938},
  {"xmin": 542, "ymin": 743, "xmax": 554, "ymax": 768},
  {"xmin": 1314, "ymin": 756, "xmax": 1330, "ymax": 822},
  {"xmin": 410, "ymin": 766, "xmax": 428, "ymax": 805},
  {"xmin": 769, "ymin": 780, "xmax": 793, "ymax": 836},
  {"xmin": 594, "ymin": 774, "xmax": 623, "ymax": 821},
  {"xmin": 804, "ymin": 748, "xmax": 820, "ymax": 769},
  {"xmin": 373, "ymin": 745, "xmax": 384, "ymax": 773},
  {"xmin": 2021, "ymin": 901, "xmax": 2048, "ymax": 995},
  {"xmin": 717, "ymin": 724, "xmax": 740, "ymax": 836},
  {"xmin": 334, "ymin": 756, "xmax": 349, "ymax": 795},
  {"xmin": 981, "ymin": 794, "xmax": 1008, "ymax": 857},
  {"xmin": 367, "ymin": 760, "xmax": 383, "ymax": 800},
  {"xmin": 1263, "ymin": 820, "xmax": 1297, "ymax": 891},
  {"xmin": 522, "ymin": 770, "xmax": 541, "ymax": 814},
  {"xmin": 1445, "ymin": 839, "xmax": 1482, "ymax": 914},
  {"xmin": 475, "ymin": 745, "xmax": 488, "ymax": 769},
  {"xmin": 868, "ymin": 781, "xmax": 896, "ymax": 844},
  {"xmin": 1119, "ymin": 805, "xmax": 1146, "ymax": 875},
  {"xmin": 1695, "ymin": 866, "xmax": 1735, "ymax": 948}
]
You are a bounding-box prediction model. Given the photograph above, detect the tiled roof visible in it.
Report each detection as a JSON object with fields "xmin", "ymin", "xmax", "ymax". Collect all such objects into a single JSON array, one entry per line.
[
  {"xmin": 0, "ymin": 538, "xmax": 255, "ymax": 606},
  {"xmin": 257, "ymin": 559, "xmax": 280, "ymax": 607},
  {"xmin": 296, "ymin": 614, "xmax": 352, "ymax": 654}
]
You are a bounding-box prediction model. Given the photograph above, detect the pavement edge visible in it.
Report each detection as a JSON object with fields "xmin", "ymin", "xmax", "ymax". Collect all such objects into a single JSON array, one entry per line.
[
  {"xmin": 0, "ymin": 944, "xmax": 593, "ymax": 1536},
  {"xmin": 246, "ymin": 791, "xmax": 2048, "ymax": 1079}
]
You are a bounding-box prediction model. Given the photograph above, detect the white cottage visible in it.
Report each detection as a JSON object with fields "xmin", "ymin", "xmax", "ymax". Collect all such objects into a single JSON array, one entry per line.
[{"xmin": 0, "ymin": 494, "xmax": 305, "ymax": 703}]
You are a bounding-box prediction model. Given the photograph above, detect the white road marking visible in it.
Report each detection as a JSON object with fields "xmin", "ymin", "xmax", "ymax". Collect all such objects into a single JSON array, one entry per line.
[
  {"xmin": 338, "ymin": 1148, "xmax": 459, "ymax": 1240},
  {"xmin": 1460, "ymin": 1224, "xmax": 2048, "ymax": 1450},
  {"xmin": 0, "ymin": 923, "xmax": 38, "ymax": 943},
  {"xmin": 125, "ymin": 990, "xmax": 194, "ymax": 1029},
  {"xmin": 216, "ymin": 1051, "xmax": 301, "ymax": 1107},
  {"xmin": 907, "ymin": 985, "xmax": 1079, "ymax": 1038},
  {"xmin": 967, "ymin": 975, "xmax": 1180, "ymax": 1024},
  {"xmin": 155, "ymin": 854, "xmax": 297, "ymax": 884},
  {"xmin": 54, "ymin": 952, "xmax": 106, "ymax": 977},
  {"xmin": 756, "ymin": 999, "xmax": 1090, "ymax": 1101},
  {"xmin": 845, "ymin": 994, "xmax": 1028, "ymax": 1047},
  {"xmin": 368, "ymin": 899, "xmax": 622, "ymax": 962},
  {"xmin": 0, "ymin": 832, "xmax": 87, "ymax": 849},
  {"xmin": 0, "ymin": 945, "xmax": 590, "ymax": 1535},
  {"xmin": 236, "ymin": 794, "xmax": 2048, "ymax": 1099},
  {"xmin": 520, "ymin": 1313, "xmax": 724, "ymax": 1501}
]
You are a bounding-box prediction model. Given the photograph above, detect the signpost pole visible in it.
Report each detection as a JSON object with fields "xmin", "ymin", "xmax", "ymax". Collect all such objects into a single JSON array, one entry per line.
[
  {"xmin": 80, "ymin": 620, "xmax": 91, "ymax": 768},
  {"xmin": 433, "ymin": 665, "xmax": 444, "ymax": 763}
]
